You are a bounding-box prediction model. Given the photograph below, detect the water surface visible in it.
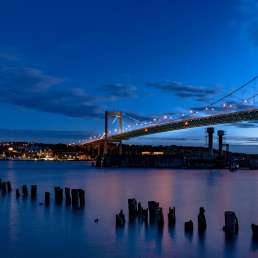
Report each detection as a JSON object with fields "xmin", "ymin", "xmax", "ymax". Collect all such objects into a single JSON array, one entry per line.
[{"xmin": 0, "ymin": 161, "xmax": 258, "ymax": 258}]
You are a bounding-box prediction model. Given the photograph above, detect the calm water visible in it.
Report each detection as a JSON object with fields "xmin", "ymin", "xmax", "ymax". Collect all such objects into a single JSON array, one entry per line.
[{"xmin": 0, "ymin": 161, "xmax": 258, "ymax": 258}]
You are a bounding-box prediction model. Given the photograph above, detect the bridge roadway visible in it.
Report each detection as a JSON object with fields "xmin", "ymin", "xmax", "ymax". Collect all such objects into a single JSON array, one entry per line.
[{"xmin": 86, "ymin": 109, "xmax": 258, "ymax": 144}]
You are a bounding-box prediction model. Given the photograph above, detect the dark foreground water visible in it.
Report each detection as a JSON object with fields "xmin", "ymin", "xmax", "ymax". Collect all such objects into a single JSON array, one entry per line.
[{"xmin": 0, "ymin": 161, "xmax": 258, "ymax": 258}]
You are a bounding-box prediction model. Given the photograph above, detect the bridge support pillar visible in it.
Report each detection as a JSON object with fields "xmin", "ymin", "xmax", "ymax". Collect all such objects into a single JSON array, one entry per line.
[{"xmin": 207, "ymin": 127, "xmax": 214, "ymax": 157}]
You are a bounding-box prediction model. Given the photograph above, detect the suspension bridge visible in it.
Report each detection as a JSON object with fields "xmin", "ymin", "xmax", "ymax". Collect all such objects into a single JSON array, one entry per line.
[{"xmin": 83, "ymin": 76, "xmax": 258, "ymax": 153}]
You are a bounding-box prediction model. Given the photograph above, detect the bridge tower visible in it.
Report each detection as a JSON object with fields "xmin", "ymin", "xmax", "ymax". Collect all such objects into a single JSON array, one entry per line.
[
  {"xmin": 206, "ymin": 127, "xmax": 214, "ymax": 157},
  {"xmin": 104, "ymin": 111, "xmax": 123, "ymax": 155},
  {"xmin": 217, "ymin": 130, "xmax": 225, "ymax": 157}
]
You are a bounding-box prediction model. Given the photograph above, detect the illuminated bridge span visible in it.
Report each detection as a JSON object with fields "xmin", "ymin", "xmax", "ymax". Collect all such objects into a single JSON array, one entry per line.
[
  {"xmin": 110, "ymin": 109, "xmax": 258, "ymax": 141},
  {"xmin": 83, "ymin": 76, "xmax": 258, "ymax": 148}
]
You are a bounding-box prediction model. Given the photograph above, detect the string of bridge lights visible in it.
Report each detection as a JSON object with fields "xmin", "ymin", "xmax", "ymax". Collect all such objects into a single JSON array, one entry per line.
[
  {"xmin": 81, "ymin": 99, "xmax": 253, "ymax": 144},
  {"xmin": 79, "ymin": 76, "xmax": 258, "ymax": 144}
]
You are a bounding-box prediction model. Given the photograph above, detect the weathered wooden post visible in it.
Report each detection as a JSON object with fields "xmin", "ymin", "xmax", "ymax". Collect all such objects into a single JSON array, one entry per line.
[
  {"xmin": 54, "ymin": 187, "xmax": 58, "ymax": 202},
  {"xmin": 65, "ymin": 187, "xmax": 71, "ymax": 206},
  {"xmin": 71, "ymin": 189, "xmax": 79, "ymax": 209},
  {"xmin": 45, "ymin": 192, "xmax": 50, "ymax": 206},
  {"xmin": 156, "ymin": 207, "xmax": 164, "ymax": 228},
  {"xmin": 138, "ymin": 202, "xmax": 143, "ymax": 217},
  {"xmin": 148, "ymin": 201, "xmax": 159, "ymax": 224},
  {"xmin": 198, "ymin": 207, "xmax": 207, "ymax": 233},
  {"xmin": 22, "ymin": 185, "xmax": 28, "ymax": 197},
  {"xmin": 252, "ymin": 224, "xmax": 258, "ymax": 239},
  {"xmin": 58, "ymin": 187, "xmax": 63, "ymax": 203},
  {"xmin": 54, "ymin": 187, "xmax": 63, "ymax": 204},
  {"xmin": 7, "ymin": 181, "xmax": 12, "ymax": 192},
  {"xmin": 31, "ymin": 185, "xmax": 37, "ymax": 200},
  {"xmin": 16, "ymin": 188, "xmax": 20, "ymax": 198},
  {"xmin": 168, "ymin": 207, "xmax": 176, "ymax": 227},
  {"xmin": 1, "ymin": 182, "xmax": 6, "ymax": 195},
  {"xmin": 116, "ymin": 210, "xmax": 126, "ymax": 227},
  {"xmin": 78, "ymin": 189, "xmax": 85, "ymax": 208},
  {"xmin": 142, "ymin": 208, "xmax": 148, "ymax": 224},
  {"xmin": 185, "ymin": 220, "xmax": 194, "ymax": 233},
  {"xmin": 128, "ymin": 198, "xmax": 138, "ymax": 220},
  {"xmin": 223, "ymin": 211, "xmax": 239, "ymax": 237}
]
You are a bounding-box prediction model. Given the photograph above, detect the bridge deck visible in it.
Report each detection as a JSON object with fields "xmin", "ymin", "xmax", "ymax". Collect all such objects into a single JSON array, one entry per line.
[{"xmin": 109, "ymin": 109, "xmax": 258, "ymax": 141}]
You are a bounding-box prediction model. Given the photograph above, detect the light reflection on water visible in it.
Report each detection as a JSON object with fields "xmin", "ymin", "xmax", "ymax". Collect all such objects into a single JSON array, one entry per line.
[{"xmin": 0, "ymin": 161, "xmax": 258, "ymax": 257}]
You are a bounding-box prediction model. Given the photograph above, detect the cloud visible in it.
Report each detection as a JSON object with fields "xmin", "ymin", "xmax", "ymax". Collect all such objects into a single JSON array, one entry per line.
[
  {"xmin": 225, "ymin": 135, "xmax": 258, "ymax": 144},
  {"xmin": 0, "ymin": 56, "xmax": 142, "ymax": 119},
  {"xmin": 0, "ymin": 128, "xmax": 93, "ymax": 143},
  {"xmin": 147, "ymin": 81, "xmax": 217, "ymax": 102},
  {"xmin": 100, "ymin": 83, "xmax": 137, "ymax": 100},
  {"xmin": 228, "ymin": 121, "xmax": 258, "ymax": 129},
  {"xmin": 0, "ymin": 57, "xmax": 103, "ymax": 118}
]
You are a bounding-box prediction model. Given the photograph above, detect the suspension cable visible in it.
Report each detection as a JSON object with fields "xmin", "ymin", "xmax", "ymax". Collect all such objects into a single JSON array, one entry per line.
[{"xmin": 207, "ymin": 75, "xmax": 258, "ymax": 108}]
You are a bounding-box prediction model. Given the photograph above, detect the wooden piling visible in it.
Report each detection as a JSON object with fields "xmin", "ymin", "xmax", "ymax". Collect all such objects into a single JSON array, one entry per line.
[
  {"xmin": 22, "ymin": 185, "xmax": 28, "ymax": 197},
  {"xmin": 156, "ymin": 207, "xmax": 164, "ymax": 228},
  {"xmin": 7, "ymin": 181, "xmax": 12, "ymax": 192},
  {"xmin": 78, "ymin": 189, "xmax": 85, "ymax": 208},
  {"xmin": 138, "ymin": 202, "xmax": 143, "ymax": 217},
  {"xmin": 1, "ymin": 182, "xmax": 6, "ymax": 195},
  {"xmin": 16, "ymin": 188, "xmax": 20, "ymax": 198},
  {"xmin": 198, "ymin": 207, "xmax": 207, "ymax": 233},
  {"xmin": 116, "ymin": 210, "xmax": 125, "ymax": 227},
  {"xmin": 223, "ymin": 211, "xmax": 239, "ymax": 237},
  {"xmin": 71, "ymin": 189, "xmax": 79, "ymax": 209},
  {"xmin": 45, "ymin": 192, "xmax": 50, "ymax": 206},
  {"xmin": 31, "ymin": 185, "xmax": 37, "ymax": 200},
  {"xmin": 148, "ymin": 201, "xmax": 159, "ymax": 224},
  {"xmin": 54, "ymin": 187, "xmax": 63, "ymax": 204},
  {"xmin": 128, "ymin": 198, "xmax": 138, "ymax": 220},
  {"xmin": 168, "ymin": 207, "xmax": 176, "ymax": 227},
  {"xmin": 65, "ymin": 187, "xmax": 71, "ymax": 206},
  {"xmin": 184, "ymin": 220, "xmax": 194, "ymax": 233},
  {"xmin": 142, "ymin": 208, "xmax": 148, "ymax": 224},
  {"xmin": 252, "ymin": 224, "xmax": 258, "ymax": 239}
]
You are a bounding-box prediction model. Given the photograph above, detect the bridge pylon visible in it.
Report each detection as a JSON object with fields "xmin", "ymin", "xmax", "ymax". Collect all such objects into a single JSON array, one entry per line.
[{"xmin": 104, "ymin": 111, "xmax": 123, "ymax": 155}]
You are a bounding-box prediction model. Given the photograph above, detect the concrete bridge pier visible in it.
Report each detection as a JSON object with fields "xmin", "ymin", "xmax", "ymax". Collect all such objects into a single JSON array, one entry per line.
[{"xmin": 207, "ymin": 127, "xmax": 214, "ymax": 157}]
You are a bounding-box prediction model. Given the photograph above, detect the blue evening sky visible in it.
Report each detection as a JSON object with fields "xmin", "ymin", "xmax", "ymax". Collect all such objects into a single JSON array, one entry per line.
[{"xmin": 0, "ymin": 0, "xmax": 258, "ymax": 152}]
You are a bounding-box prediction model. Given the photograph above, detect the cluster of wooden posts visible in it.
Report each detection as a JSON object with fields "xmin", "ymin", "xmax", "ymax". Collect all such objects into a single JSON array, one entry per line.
[
  {"xmin": 116, "ymin": 198, "xmax": 258, "ymax": 239},
  {"xmin": 0, "ymin": 178, "xmax": 85, "ymax": 209},
  {"xmin": 0, "ymin": 179, "xmax": 12, "ymax": 194}
]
